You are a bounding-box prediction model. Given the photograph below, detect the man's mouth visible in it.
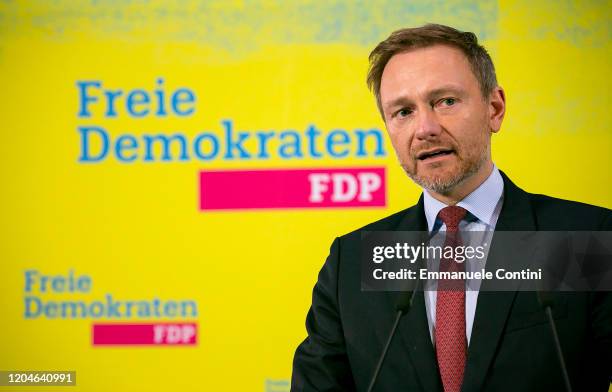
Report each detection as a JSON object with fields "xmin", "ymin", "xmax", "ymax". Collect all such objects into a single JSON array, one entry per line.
[{"xmin": 417, "ymin": 148, "xmax": 455, "ymax": 161}]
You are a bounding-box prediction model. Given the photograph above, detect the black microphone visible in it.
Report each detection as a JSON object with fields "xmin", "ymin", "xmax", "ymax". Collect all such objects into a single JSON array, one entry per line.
[
  {"xmin": 366, "ymin": 277, "xmax": 420, "ymax": 392},
  {"xmin": 536, "ymin": 291, "xmax": 572, "ymax": 392},
  {"xmin": 366, "ymin": 231, "xmax": 437, "ymax": 392}
]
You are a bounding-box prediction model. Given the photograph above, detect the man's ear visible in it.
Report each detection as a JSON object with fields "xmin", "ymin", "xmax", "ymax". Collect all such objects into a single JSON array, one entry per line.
[{"xmin": 488, "ymin": 86, "xmax": 506, "ymax": 133}]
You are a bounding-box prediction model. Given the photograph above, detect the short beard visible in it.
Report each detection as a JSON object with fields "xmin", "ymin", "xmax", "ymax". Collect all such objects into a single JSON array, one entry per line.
[{"xmin": 405, "ymin": 151, "xmax": 487, "ymax": 195}]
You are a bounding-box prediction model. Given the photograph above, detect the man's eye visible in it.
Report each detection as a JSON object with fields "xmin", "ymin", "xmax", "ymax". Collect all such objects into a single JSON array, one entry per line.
[
  {"xmin": 398, "ymin": 108, "xmax": 412, "ymax": 117},
  {"xmin": 442, "ymin": 98, "xmax": 456, "ymax": 106}
]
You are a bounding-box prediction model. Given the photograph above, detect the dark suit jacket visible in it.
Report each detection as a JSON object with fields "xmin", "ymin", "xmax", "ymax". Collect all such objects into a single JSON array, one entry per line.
[{"xmin": 292, "ymin": 172, "xmax": 612, "ymax": 391}]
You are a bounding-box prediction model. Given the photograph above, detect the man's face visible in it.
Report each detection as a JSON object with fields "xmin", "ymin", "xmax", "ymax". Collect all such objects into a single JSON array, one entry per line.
[{"xmin": 379, "ymin": 44, "xmax": 498, "ymax": 195}]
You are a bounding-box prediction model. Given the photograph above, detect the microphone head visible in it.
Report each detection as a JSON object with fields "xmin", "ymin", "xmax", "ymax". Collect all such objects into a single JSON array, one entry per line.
[
  {"xmin": 537, "ymin": 291, "xmax": 555, "ymax": 308},
  {"xmin": 395, "ymin": 291, "xmax": 413, "ymax": 314}
]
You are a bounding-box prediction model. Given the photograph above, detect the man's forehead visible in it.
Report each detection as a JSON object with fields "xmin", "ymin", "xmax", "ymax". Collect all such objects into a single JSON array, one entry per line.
[{"xmin": 380, "ymin": 45, "xmax": 476, "ymax": 103}]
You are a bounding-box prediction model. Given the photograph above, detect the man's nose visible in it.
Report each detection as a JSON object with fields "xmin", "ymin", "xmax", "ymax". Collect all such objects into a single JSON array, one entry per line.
[{"xmin": 414, "ymin": 108, "xmax": 442, "ymax": 140}]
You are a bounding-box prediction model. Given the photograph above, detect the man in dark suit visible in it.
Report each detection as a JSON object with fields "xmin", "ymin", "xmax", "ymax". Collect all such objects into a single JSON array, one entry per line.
[{"xmin": 292, "ymin": 24, "xmax": 611, "ymax": 391}]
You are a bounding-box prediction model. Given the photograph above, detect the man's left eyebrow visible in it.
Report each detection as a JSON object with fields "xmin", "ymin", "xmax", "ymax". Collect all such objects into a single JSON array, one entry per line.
[{"xmin": 427, "ymin": 86, "xmax": 465, "ymax": 99}]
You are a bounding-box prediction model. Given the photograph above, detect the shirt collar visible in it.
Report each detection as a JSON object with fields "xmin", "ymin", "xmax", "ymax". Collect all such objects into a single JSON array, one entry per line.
[{"xmin": 423, "ymin": 165, "xmax": 504, "ymax": 232}]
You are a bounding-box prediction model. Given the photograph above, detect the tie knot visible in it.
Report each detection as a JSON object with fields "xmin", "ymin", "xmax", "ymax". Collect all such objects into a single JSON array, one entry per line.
[{"xmin": 438, "ymin": 206, "xmax": 467, "ymax": 231}]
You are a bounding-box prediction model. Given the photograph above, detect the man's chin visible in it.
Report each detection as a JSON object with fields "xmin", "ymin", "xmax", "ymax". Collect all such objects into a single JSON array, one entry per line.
[{"xmin": 406, "ymin": 168, "xmax": 466, "ymax": 195}]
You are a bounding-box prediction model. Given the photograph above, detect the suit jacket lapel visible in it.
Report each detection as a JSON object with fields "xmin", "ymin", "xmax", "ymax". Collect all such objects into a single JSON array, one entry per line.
[
  {"xmin": 462, "ymin": 171, "xmax": 537, "ymax": 392},
  {"xmin": 392, "ymin": 195, "xmax": 444, "ymax": 392}
]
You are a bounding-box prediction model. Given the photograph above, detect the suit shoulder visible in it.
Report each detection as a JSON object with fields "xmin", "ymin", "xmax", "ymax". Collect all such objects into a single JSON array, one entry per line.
[{"xmin": 527, "ymin": 193, "xmax": 612, "ymax": 229}]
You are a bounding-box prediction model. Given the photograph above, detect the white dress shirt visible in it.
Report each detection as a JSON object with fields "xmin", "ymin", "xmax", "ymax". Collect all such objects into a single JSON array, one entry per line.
[{"xmin": 422, "ymin": 165, "xmax": 504, "ymax": 346}]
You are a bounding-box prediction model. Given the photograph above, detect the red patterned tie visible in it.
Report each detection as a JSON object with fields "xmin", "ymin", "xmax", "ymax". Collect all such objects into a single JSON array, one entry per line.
[{"xmin": 435, "ymin": 206, "xmax": 467, "ymax": 392}]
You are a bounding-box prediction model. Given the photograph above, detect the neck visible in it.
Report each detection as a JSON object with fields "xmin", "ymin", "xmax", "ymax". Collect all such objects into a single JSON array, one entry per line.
[{"xmin": 427, "ymin": 161, "xmax": 494, "ymax": 205}]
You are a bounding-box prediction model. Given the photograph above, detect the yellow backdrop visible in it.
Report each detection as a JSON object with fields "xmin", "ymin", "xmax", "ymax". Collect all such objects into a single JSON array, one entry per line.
[{"xmin": 1, "ymin": 1, "xmax": 610, "ymax": 391}]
